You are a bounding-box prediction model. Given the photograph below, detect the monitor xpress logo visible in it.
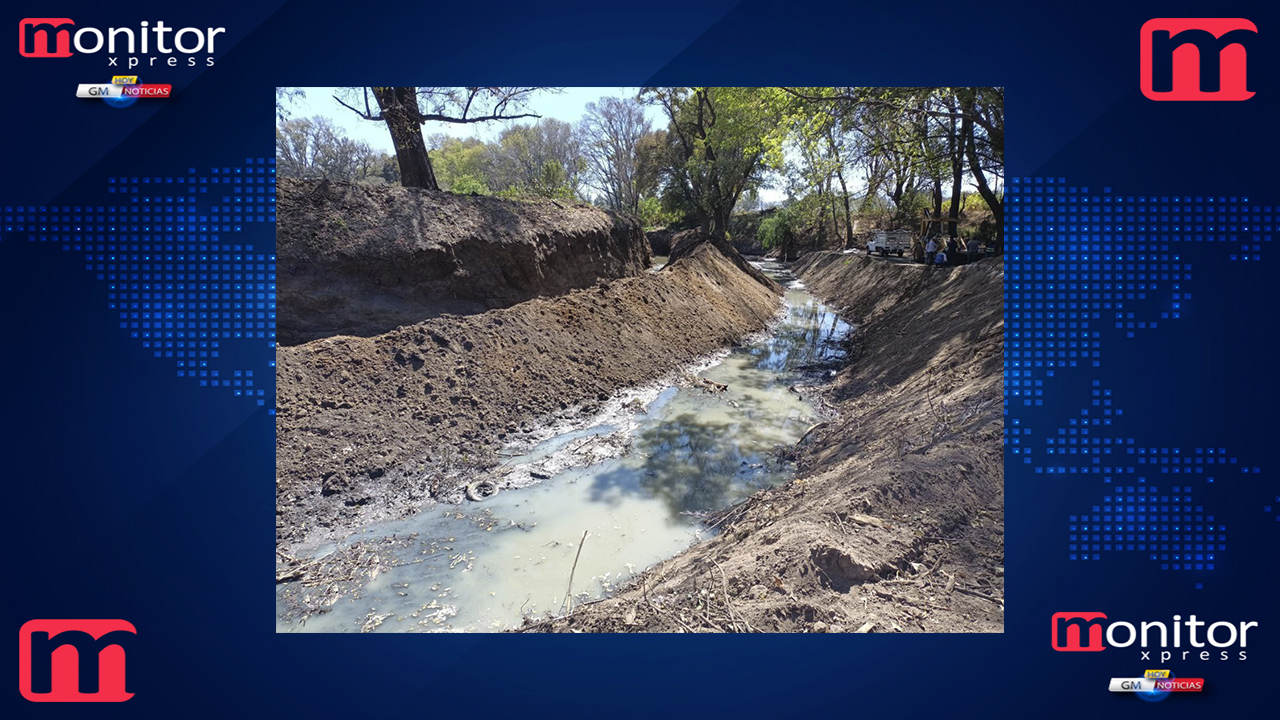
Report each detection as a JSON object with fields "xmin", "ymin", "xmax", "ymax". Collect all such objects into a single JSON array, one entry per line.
[
  {"xmin": 19, "ymin": 18, "xmax": 223, "ymax": 67},
  {"xmin": 1052, "ymin": 612, "xmax": 1109, "ymax": 651},
  {"xmin": 18, "ymin": 17, "xmax": 73, "ymax": 57},
  {"xmin": 18, "ymin": 620, "xmax": 136, "ymax": 702},
  {"xmin": 1052, "ymin": 612, "xmax": 1257, "ymax": 661},
  {"xmin": 1141, "ymin": 18, "xmax": 1257, "ymax": 101}
]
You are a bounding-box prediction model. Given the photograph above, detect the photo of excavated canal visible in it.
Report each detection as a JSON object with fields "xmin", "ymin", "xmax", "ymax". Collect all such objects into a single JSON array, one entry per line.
[{"xmin": 274, "ymin": 86, "xmax": 1004, "ymax": 633}]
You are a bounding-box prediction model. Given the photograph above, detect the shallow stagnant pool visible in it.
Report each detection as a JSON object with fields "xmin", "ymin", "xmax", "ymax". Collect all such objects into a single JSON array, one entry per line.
[{"xmin": 277, "ymin": 261, "xmax": 850, "ymax": 632}]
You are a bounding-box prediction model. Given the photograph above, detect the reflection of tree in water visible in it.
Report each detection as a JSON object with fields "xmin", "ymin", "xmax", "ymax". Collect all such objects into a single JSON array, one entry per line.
[
  {"xmin": 746, "ymin": 299, "xmax": 851, "ymax": 373},
  {"xmin": 583, "ymin": 284, "xmax": 845, "ymax": 521},
  {"xmin": 586, "ymin": 411, "xmax": 783, "ymax": 517}
]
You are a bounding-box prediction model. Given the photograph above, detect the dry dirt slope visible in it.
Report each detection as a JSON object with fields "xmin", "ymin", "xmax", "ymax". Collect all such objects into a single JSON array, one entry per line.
[
  {"xmin": 530, "ymin": 252, "xmax": 1004, "ymax": 633},
  {"xmin": 276, "ymin": 242, "xmax": 781, "ymax": 551},
  {"xmin": 277, "ymin": 179, "xmax": 651, "ymax": 345}
]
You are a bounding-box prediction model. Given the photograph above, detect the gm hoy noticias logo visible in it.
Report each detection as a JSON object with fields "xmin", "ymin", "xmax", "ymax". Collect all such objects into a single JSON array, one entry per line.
[
  {"xmin": 18, "ymin": 620, "xmax": 137, "ymax": 702},
  {"xmin": 1141, "ymin": 18, "xmax": 1257, "ymax": 100},
  {"xmin": 77, "ymin": 75, "xmax": 173, "ymax": 109},
  {"xmin": 1109, "ymin": 670, "xmax": 1205, "ymax": 703}
]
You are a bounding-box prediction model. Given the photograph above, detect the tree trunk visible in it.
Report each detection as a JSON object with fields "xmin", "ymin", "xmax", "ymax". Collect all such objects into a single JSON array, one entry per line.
[
  {"xmin": 963, "ymin": 103, "xmax": 1002, "ymax": 253},
  {"xmin": 948, "ymin": 107, "xmax": 971, "ymax": 238},
  {"xmin": 709, "ymin": 206, "xmax": 731, "ymax": 241},
  {"xmin": 836, "ymin": 170, "xmax": 854, "ymax": 248},
  {"xmin": 890, "ymin": 179, "xmax": 905, "ymax": 210},
  {"xmin": 815, "ymin": 202, "xmax": 826, "ymax": 251},
  {"xmin": 371, "ymin": 87, "xmax": 438, "ymax": 191},
  {"xmin": 829, "ymin": 188, "xmax": 842, "ymax": 248},
  {"xmin": 824, "ymin": 131, "xmax": 856, "ymax": 248}
]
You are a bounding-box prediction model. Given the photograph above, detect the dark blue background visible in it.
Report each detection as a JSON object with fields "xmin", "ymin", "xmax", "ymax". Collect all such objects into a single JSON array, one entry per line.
[{"xmin": 3, "ymin": 0, "xmax": 1276, "ymax": 716}]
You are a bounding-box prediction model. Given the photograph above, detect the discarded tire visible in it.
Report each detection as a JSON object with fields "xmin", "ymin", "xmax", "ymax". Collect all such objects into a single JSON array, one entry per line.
[{"xmin": 466, "ymin": 480, "xmax": 499, "ymax": 502}]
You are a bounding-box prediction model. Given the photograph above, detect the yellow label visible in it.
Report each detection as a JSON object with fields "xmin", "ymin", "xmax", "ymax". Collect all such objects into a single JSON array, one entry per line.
[
  {"xmin": 112, "ymin": 76, "xmax": 138, "ymax": 85},
  {"xmin": 1143, "ymin": 669, "xmax": 1171, "ymax": 679}
]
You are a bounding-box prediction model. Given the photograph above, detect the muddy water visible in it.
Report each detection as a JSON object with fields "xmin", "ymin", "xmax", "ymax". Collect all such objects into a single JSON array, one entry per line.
[{"xmin": 277, "ymin": 261, "xmax": 850, "ymax": 632}]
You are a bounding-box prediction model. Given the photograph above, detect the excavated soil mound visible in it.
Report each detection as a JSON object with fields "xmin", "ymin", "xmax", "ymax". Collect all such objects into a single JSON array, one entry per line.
[
  {"xmin": 529, "ymin": 253, "xmax": 1004, "ymax": 634},
  {"xmin": 277, "ymin": 179, "xmax": 650, "ymax": 345},
  {"xmin": 667, "ymin": 230, "xmax": 778, "ymax": 289},
  {"xmin": 276, "ymin": 241, "xmax": 781, "ymax": 550}
]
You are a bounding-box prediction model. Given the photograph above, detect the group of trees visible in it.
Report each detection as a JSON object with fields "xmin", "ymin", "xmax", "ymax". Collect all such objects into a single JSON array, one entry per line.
[
  {"xmin": 277, "ymin": 87, "xmax": 656, "ymax": 207},
  {"xmin": 276, "ymin": 86, "xmax": 1003, "ymax": 250},
  {"xmin": 627, "ymin": 87, "xmax": 1003, "ymax": 250},
  {"xmin": 428, "ymin": 119, "xmax": 585, "ymax": 200},
  {"xmin": 276, "ymin": 116, "xmax": 399, "ymax": 184},
  {"xmin": 764, "ymin": 87, "xmax": 1004, "ymax": 253},
  {"xmin": 275, "ymin": 89, "xmax": 399, "ymax": 184},
  {"xmin": 639, "ymin": 87, "xmax": 790, "ymax": 239}
]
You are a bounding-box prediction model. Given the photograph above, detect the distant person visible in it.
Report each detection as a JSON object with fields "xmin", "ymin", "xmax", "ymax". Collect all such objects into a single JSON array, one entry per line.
[
  {"xmin": 925, "ymin": 238, "xmax": 938, "ymax": 266},
  {"xmin": 935, "ymin": 249, "xmax": 948, "ymax": 267},
  {"xmin": 966, "ymin": 237, "xmax": 981, "ymax": 263},
  {"xmin": 946, "ymin": 236, "xmax": 960, "ymax": 262},
  {"xmin": 911, "ymin": 238, "xmax": 925, "ymax": 264}
]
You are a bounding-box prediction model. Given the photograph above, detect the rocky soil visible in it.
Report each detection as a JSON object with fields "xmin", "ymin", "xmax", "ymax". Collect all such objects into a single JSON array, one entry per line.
[
  {"xmin": 276, "ymin": 241, "xmax": 781, "ymax": 553},
  {"xmin": 527, "ymin": 252, "xmax": 1004, "ymax": 633},
  {"xmin": 277, "ymin": 179, "xmax": 650, "ymax": 345}
]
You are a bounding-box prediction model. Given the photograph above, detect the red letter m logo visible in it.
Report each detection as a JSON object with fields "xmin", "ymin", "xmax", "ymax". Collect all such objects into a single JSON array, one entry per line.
[
  {"xmin": 1141, "ymin": 18, "xmax": 1257, "ymax": 101},
  {"xmin": 1052, "ymin": 612, "xmax": 1108, "ymax": 652},
  {"xmin": 18, "ymin": 620, "xmax": 136, "ymax": 702},
  {"xmin": 18, "ymin": 18, "xmax": 75, "ymax": 57}
]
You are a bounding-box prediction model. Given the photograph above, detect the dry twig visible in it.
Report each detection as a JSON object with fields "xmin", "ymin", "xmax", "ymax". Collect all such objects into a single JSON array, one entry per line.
[{"xmin": 561, "ymin": 530, "xmax": 589, "ymax": 613}]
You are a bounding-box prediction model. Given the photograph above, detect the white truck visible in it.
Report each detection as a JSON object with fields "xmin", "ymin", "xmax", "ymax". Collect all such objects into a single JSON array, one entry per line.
[{"xmin": 867, "ymin": 230, "xmax": 912, "ymax": 257}]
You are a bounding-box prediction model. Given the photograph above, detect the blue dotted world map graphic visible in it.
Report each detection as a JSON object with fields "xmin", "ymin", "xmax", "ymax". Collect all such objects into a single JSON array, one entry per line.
[
  {"xmin": 1006, "ymin": 177, "xmax": 1279, "ymax": 589},
  {"xmin": 1, "ymin": 158, "xmax": 276, "ymax": 409}
]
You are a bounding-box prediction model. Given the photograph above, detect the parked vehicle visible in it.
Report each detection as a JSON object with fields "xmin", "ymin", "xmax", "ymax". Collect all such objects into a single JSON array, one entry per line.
[{"xmin": 867, "ymin": 230, "xmax": 912, "ymax": 257}]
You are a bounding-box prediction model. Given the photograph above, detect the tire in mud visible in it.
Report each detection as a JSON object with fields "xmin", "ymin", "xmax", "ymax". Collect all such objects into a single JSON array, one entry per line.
[{"xmin": 466, "ymin": 480, "xmax": 500, "ymax": 502}]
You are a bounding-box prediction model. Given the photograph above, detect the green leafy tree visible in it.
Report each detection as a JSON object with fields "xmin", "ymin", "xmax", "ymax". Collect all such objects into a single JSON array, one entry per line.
[
  {"xmin": 633, "ymin": 129, "xmax": 670, "ymax": 199},
  {"xmin": 428, "ymin": 136, "xmax": 492, "ymax": 192},
  {"xmin": 757, "ymin": 204, "xmax": 800, "ymax": 258},
  {"xmin": 781, "ymin": 86, "xmax": 1003, "ymax": 249},
  {"xmin": 448, "ymin": 175, "xmax": 490, "ymax": 195},
  {"xmin": 641, "ymin": 87, "xmax": 787, "ymax": 239},
  {"xmin": 637, "ymin": 196, "xmax": 680, "ymax": 229}
]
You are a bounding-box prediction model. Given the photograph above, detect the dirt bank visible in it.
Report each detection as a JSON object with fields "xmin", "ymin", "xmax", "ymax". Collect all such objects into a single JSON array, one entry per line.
[
  {"xmin": 646, "ymin": 227, "xmax": 677, "ymax": 256},
  {"xmin": 528, "ymin": 252, "xmax": 1003, "ymax": 633},
  {"xmin": 648, "ymin": 217, "xmax": 771, "ymax": 258},
  {"xmin": 277, "ymin": 179, "xmax": 650, "ymax": 345},
  {"xmin": 667, "ymin": 229, "xmax": 777, "ymax": 287},
  {"xmin": 277, "ymin": 241, "xmax": 782, "ymax": 552}
]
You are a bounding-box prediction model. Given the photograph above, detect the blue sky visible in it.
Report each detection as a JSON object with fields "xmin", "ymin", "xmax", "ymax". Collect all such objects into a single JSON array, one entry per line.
[{"xmin": 286, "ymin": 86, "xmax": 660, "ymax": 149}]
